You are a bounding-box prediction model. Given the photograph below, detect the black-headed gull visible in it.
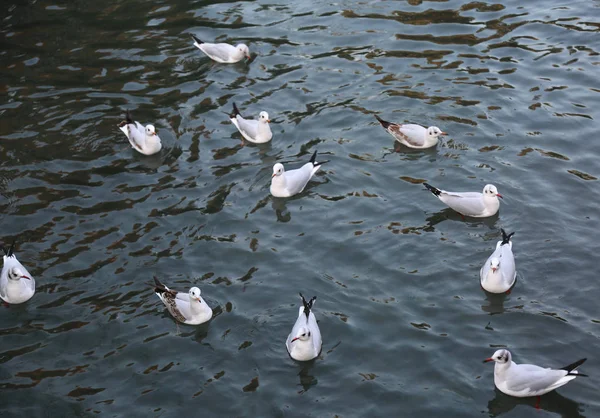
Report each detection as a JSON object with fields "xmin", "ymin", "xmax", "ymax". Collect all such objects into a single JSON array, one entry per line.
[
  {"xmin": 153, "ymin": 278, "xmax": 212, "ymax": 325},
  {"xmin": 229, "ymin": 103, "xmax": 272, "ymax": 144},
  {"xmin": 484, "ymin": 349, "xmax": 587, "ymax": 400},
  {"xmin": 191, "ymin": 35, "xmax": 250, "ymax": 63},
  {"xmin": 118, "ymin": 110, "xmax": 162, "ymax": 156},
  {"xmin": 480, "ymin": 229, "xmax": 516, "ymax": 294},
  {"xmin": 270, "ymin": 150, "xmax": 328, "ymax": 198},
  {"xmin": 286, "ymin": 293, "xmax": 322, "ymax": 361},
  {"xmin": 423, "ymin": 183, "xmax": 503, "ymax": 217},
  {"xmin": 0, "ymin": 242, "xmax": 35, "ymax": 305},
  {"xmin": 374, "ymin": 114, "xmax": 446, "ymax": 149}
]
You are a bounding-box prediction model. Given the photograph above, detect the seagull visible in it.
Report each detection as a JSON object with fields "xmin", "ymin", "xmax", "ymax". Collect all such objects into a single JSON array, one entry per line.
[
  {"xmin": 286, "ymin": 293, "xmax": 322, "ymax": 361},
  {"xmin": 153, "ymin": 277, "xmax": 212, "ymax": 325},
  {"xmin": 229, "ymin": 102, "xmax": 272, "ymax": 144},
  {"xmin": 374, "ymin": 114, "xmax": 446, "ymax": 149},
  {"xmin": 0, "ymin": 242, "xmax": 35, "ymax": 305},
  {"xmin": 484, "ymin": 349, "xmax": 587, "ymax": 402},
  {"xmin": 191, "ymin": 35, "xmax": 250, "ymax": 63},
  {"xmin": 117, "ymin": 110, "xmax": 162, "ymax": 156},
  {"xmin": 270, "ymin": 150, "xmax": 328, "ymax": 198},
  {"xmin": 423, "ymin": 183, "xmax": 503, "ymax": 218},
  {"xmin": 480, "ymin": 229, "xmax": 516, "ymax": 294}
]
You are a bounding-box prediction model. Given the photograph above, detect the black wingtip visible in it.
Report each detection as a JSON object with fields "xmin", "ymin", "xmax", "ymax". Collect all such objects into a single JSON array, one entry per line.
[
  {"xmin": 299, "ymin": 292, "xmax": 316, "ymax": 320},
  {"xmin": 423, "ymin": 182, "xmax": 441, "ymax": 197},
  {"xmin": 309, "ymin": 150, "xmax": 318, "ymax": 165},
  {"xmin": 153, "ymin": 277, "xmax": 166, "ymax": 293},
  {"xmin": 191, "ymin": 35, "xmax": 203, "ymax": 45},
  {"xmin": 230, "ymin": 102, "xmax": 241, "ymax": 119},
  {"xmin": 125, "ymin": 110, "xmax": 134, "ymax": 124},
  {"xmin": 8, "ymin": 240, "xmax": 15, "ymax": 257},
  {"xmin": 561, "ymin": 358, "xmax": 587, "ymax": 375},
  {"xmin": 500, "ymin": 228, "xmax": 515, "ymax": 245},
  {"xmin": 374, "ymin": 114, "xmax": 392, "ymax": 129}
]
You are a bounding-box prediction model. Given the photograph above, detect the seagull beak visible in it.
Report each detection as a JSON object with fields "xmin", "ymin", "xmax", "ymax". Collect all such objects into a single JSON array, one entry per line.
[
  {"xmin": 267, "ymin": 119, "xmax": 271, "ymax": 123},
  {"xmin": 152, "ymin": 132, "xmax": 157, "ymax": 136},
  {"xmin": 491, "ymin": 267, "xmax": 497, "ymax": 273},
  {"xmin": 272, "ymin": 173, "xmax": 276, "ymax": 178},
  {"xmin": 20, "ymin": 275, "xmax": 31, "ymax": 280},
  {"xmin": 291, "ymin": 337, "xmax": 300, "ymax": 343},
  {"xmin": 496, "ymin": 193, "xmax": 503, "ymax": 199},
  {"xmin": 197, "ymin": 297, "xmax": 202, "ymax": 302},
  {"xmin": 483, "ymin": 358, "xmax": 494, "ymax": 363},
  {"xmin": 441, "ymin": 132, "xmax": 448, "ymax": 136}
]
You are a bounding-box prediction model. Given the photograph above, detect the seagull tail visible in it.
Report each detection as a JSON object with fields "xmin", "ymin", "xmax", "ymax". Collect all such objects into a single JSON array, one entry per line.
[
  {"xmin": 230, "ymin": 102, "xmax": 242, "ymax": 119},
  {"xmin": 309, "ymin": 150, "xmax": 329, "ymax": 167},
  {"xmin": 0, "ymin": 240, "xmax": 15, "ymax": 257},
  {"xmin": 561, "ymin": 358, "xmax": 588, "ymax": 376},
  {"xmin": 191, "ymin": 35, "xmax": 204, "ymax": 46},
  {"xmin": 153, "ymin": 277, "xmax": 168, "ymax": 294},
  {"xmin": 423, "ymin": 183, "xmax": 441, "ymax": 197},
  {"xmin": 299, "ymin": 293, "xmax": 316, "ymax": 320},
  {"xmin": 500, "ymin": 228, "xmax": 515, "ymax": 245},
  {"xmin": 374, "ymin": 114, "xmax": 392, "ymax": 129},
  {"xmin": 118, "ymin": 110, "xmax": 134, "ymax": 128}
]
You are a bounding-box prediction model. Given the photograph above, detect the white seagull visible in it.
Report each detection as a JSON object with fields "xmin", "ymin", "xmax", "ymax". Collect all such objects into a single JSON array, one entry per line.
[
  {"xmin": 153, "ymin": 278, "xmax": 212, "ymax": 325},
  {"xmin": 118, "ymin": 110, "xmax": 162, "ymax": 156},
  {"xmin": 286, "ymin": 293, "xmax": 322, "ymax": 361},
  {"xmin": 271, "ymin": 150, "xmax": 328, "ymax": 198},
  {"xmin": 484, "ymin": 349, "xmax": 587, "ymax": 400},
  {"xmin": 423, "ymin": 183, "xmax": 503, "ymax": 218},
  {"xmin": 374, "ymin": 114, "xmax": 446, "ymax": 149},
  {"xmin": 480, "ymin": 229, "xmax": 516, "ymax": 294},
  {"xmin": 0, "ymin": 242, "xmax": 35, "ymax": 305},
  {"xmin": 229, "ymin": 102, "xmax": 272, "ymax": 144},
  {"xmin": 191, "ymin": 35, "xmax": 250, "ymax": 63}
]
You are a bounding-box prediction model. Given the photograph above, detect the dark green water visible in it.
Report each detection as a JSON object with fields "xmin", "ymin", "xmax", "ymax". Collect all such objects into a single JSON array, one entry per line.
[{"xmin": 1, "ymin": 0, "xmax": 599, "ymax": 416}]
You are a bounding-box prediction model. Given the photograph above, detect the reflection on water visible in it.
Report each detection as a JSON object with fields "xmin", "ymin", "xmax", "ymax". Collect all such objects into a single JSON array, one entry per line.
[
  {"xmin": 297, "ymin": 362, "xmax": 318, "ymax": 394},
  {"xmin": 487, "ymin": 388, "xmax": 585, "ymax": 418}
]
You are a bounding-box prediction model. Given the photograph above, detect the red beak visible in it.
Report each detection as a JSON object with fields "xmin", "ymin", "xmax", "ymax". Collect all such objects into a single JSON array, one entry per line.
[
  {"xmin": 272, "ymin": 173, "xmax": 276, "ymax": 178},
  {"xmin": 21, "ymin": 275, "xmax": 31, "ymax": 280},
  {"xmin": 267, "ymin": 119, "xmax": 271, "ymax": 123},
  {"xmin": 491, "ymin": 267, "xmax": 497, "ymax": 273},
  {"xmin": 496, "ymin": 193, "xmax": 503, "ymax": 199},
  {"xmin": 441, "ymin": 132, "xmax": 448, "ymax": 136},
  {"xmin": 291, "ymin": 337, "xmax": 299, "ymax": 343},
  {"xmin": 483, "ymin": 358, "xmax": 494, "ymax": 363}
]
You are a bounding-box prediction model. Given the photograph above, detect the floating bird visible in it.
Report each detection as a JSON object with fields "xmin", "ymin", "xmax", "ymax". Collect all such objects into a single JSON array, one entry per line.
[
  {"xmin": 484, "ymin": 349, "xmax": 587, "ymax": 402},
  {"xmin": 118, "ymin": 110, "xmax": 162, "ymax": 156},
  {"xmin": 153, "ymin": 278, "xmax": 212, "ymax": 325},
  {"xmin": 480, "ymin": 229, "xmax": 516, "ymax": 293},
  {"xmin": 374, "ymin": 114, "xmax": 446, "ymax": 149},
  {"xmin": 0, "ymin": 242, "xmax": 35, "ymax": 305},
  {"xmin": 191, "ymin": 35, "xmax": 250, "ymax": 63},
  {"xmin": 229, "ymin": 102, "xmax": 272, "ymax": 144},
  {"xmin": 286, "ymin": 293, "xmax": 322, "ymax": 361},
  {"xmin": 271, "ymin": 150, "xmax": 328, "ymax": 198},
  {"xmin": 423, "ymin": 183, "xmax": 502, "ymax": 217}
]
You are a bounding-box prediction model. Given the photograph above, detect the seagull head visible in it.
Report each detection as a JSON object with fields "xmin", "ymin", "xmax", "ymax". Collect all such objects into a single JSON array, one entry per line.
[
  {"xmin": 189, "ymin": 287, "xmax": 202, "ymax": 303},
  {"xmin": 259, "ymin": 111, "xmax": 271, "ymax": 124},
  {"xmin": 237, "ymin": 44, "xmax": 251, "ymax": 60},
  {"xmin": 145, "ymin": 124, "xmax": 157, "ymax": 137},
  {"xmin": 484, "ymin": 349, "xmax": 511, "ymax": 364},
  {"xmin": 427, "ymin": 126, "xmax": 447, "ymax": 138},
  {"xmin": 272, "ymin": 163, "xmax": 284, "ymax": 178},
  {"xmin": 483, "ymin": 184, "xmax": 502, "ymax": 199},
  {"xmin": 490, "ymin": 257, "xmax": 500, "ymax": 273},
  {"xmin": 8, "ymin": 267, "xmax": 31, "ymax": 281},
  {"xmin": 291, "ymin": 326, "xmax": 311, "ymax": 343}
]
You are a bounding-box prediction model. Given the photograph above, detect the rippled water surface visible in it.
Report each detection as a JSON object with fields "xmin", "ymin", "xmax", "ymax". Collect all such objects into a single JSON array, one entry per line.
[{"xmin": 1, "ymin": 0, "xmax": 600, "ymax": 416}]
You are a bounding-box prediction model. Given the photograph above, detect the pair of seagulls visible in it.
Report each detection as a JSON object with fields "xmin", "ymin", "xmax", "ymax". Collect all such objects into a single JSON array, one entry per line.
[{"xmin": 154, "ymin": 280, "xmax": 321, "ymax": 361}]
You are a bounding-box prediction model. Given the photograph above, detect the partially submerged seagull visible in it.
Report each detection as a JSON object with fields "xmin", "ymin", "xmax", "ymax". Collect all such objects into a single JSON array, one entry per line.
[
  {"xmin": 423, "ymin": 183, "xmax": 503, "ymax": 218},
  {"xmin": 153, "ymin": 277, "xmax": 212, "ymax": 325},
  {"xmin": 270, "ymin": 151, "xmax": 328, "ymax": 198},
  {"xmin": 374, "ymin": 114, "xmax": 446, "ymax": 149},
  {"xmin": 0, "ymin": 241, "xmax": 35, "ymax": 305},
  {"xmin": 286, "ymin": 293, "xmax": 322, "ymax": 361},
  {"xmin": 191, "ymin": 35, "xmax": 250, "ymax": 63},
  {"xmin": 480, "ymin": 229, "xmax": 516, "ymax": 294},
  {"xmin": 118, "ymin": 110, "xmax": 162, "ymax": 156},
  {"xmin": 229, "ymin": 102, "xmax": 272, "ymax": 144}
]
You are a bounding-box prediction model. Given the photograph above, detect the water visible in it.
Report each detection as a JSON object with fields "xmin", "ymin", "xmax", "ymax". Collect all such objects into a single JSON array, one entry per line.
[{"xmin": 1, "ymin": 0, "xmax": 599, "ymax": 416}]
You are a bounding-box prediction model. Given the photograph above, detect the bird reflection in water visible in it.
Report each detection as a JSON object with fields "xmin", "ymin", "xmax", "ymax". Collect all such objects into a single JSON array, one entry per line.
[
  {"xmin": 487, "ymin": 387, "xmax": 585, "ymax": 418},
  {"xmin": 297, "ymin": 363, "xmax": 318, "ymax": 394}
]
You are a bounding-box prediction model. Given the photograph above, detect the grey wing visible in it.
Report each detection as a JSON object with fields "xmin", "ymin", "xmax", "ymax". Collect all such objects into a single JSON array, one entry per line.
[
  {"xmin": 0, "ymin": 268, "xmax": 7, "ymax": 299},
  {"xmin": 308, "ymin": 312, "xmax": 322, "ymax": 354},
  {"xmin": 286, "ymin": 309, "xmax": 306, "ymax": 351},
  {"xmin": 163, "ymin": 293, "xmax": 189, "ymax": 322},
  {"xmin": 127, "ymin": 123, "xmax": 146, "ymax": 151},
  {"xmin": 507, "ymin": 365, "xmax": 567, "ymax": 393},
  {"xmin": 283, "ymin": 164, "xmax": 314, "ymax": 195},
  {"xmin": 500, "ymin": 246, "xmax": 516, "ymax": 286},
  {"xmin": 439, "ymin": 193, "xmax": 485, "ymax": 216},
  {"xmin": 236, "ymin": 116, "xmax": 258, "ymax": 139},
  {"xmin": 200, "ymin": 43, "xmax": 235, "ymax": 62},
  {"xmin": 396, "ymin": 124, "xmax": 426, "ymax": 146}
]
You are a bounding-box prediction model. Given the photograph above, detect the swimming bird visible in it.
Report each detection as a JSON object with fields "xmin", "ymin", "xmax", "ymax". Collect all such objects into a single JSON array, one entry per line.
[
  {"xmin": 153, "ymin": 277, "xmax": 212, "ymax": 325},
  {"xmin": 191, "ymin": 35, "xmax": 250, "ymax": 63},
  {"xmin": 286, "ymin": 293, "xmax": 322, "ymax": 361},
  {"xmin": 423, "ymin": 183, "xmax": 502, "ymax": 217},
  {"xmin": 118, "ymin": 110, "xmax": 162, "ymax": 156},
  {"xmin": 271, "ymin": 150, "xmax": 328, "ymax": 198},
  {"xmin": 374, "ymin": 114, "xmax": 446, "ymax": 149},
  {"xmin": 484, "ymin": 349, "xmax": 587, "ymax": 400},
  {"xmin": 229, "ymin": 102, "xmax": 272, "ymax": 144},
  {"xmin": 0, "ymin": 242, "xmax": 35, "ymax": 305},
  {"xmin": 480, "ymin": 229, "xmax": 516, "ymax": 293}
]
